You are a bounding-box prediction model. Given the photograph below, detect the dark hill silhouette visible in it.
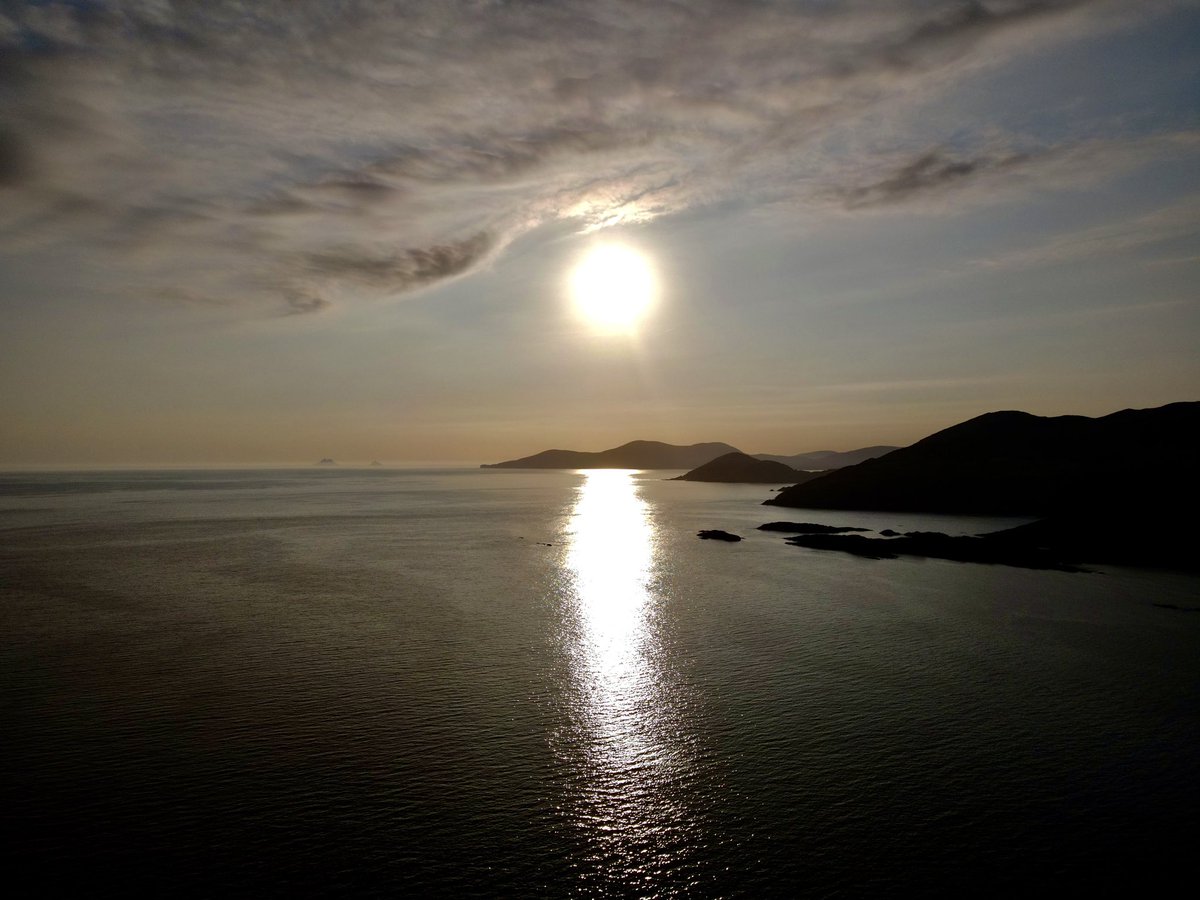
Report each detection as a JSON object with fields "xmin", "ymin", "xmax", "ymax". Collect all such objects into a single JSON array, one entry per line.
[
  {"xmin": 766, "ymin": 401, "xmax": 1199, "ymax": 516},
  {"xmin": 673, "ymin": 452, "xmax": 822, "ymax": 484},
  {"xmin": 753, "ymin": 445, "xmax": 898, "ymax": 469},
  {"xmin": 483, "ymin": 440, "xmax": 741, "ymax": 470}
]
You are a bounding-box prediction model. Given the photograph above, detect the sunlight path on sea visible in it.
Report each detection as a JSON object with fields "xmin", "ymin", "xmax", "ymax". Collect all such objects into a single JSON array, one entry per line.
[{"xmin": 556, "ymin": 470, "xmax": 707, "ymax": 891}]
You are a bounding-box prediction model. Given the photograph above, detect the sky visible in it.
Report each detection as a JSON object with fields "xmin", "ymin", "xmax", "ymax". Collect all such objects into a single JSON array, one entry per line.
[{"xmin": 1, "ymin": 0, "xmax": 1198, "ymax": 465}]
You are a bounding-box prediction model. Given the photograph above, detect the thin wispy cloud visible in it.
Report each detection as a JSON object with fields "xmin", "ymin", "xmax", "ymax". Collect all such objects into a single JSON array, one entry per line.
[
  {"xmin": 0, "ymin": 0, "xmax": 1193, "ymax": 315},
  {"xmin": 833, "ymin": 148, "xmax": 1033, "ymax": 209},
  {"xmin": 975, "ymin": 193, "xmax": 1200, "ymax": 271},
  {"xmin": 826, "ymin": 131, "xmax": 1200, "ymax": 213}
]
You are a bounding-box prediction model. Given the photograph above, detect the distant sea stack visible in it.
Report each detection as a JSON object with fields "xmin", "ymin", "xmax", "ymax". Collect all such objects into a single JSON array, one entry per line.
[
  {"xmin": 673, "ymin": 452, "xmax": 821, "ymax": 484},
  {"xmin": 765, "ymin": 401, "xmax": 1200, "ymax": 516},
  {"xmin": 483, "ymin": 440, "xmax": 741, "ymax": 470}
]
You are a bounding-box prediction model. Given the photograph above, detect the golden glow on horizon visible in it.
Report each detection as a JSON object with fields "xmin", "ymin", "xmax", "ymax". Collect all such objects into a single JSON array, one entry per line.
[{"xmin": 569, "ymin": 244, "xmax": 657, "ymax": 334}]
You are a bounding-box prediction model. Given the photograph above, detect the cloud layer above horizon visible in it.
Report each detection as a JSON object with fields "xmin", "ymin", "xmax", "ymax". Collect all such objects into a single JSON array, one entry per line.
[
  {"xmin": 2, "ymin": 0, "xmax": 1199, "ymax": 465},
  {"xmin": 3, "ymin": 0, "xmax": 1196, "ymax": 317}
]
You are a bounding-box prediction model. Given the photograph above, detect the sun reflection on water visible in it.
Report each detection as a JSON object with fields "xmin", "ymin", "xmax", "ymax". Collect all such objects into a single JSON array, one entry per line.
[
  {"xmin": 566, "ymin": 470, "xmax": 656, "ymax": 698},
  {"xmin": 557, "ymin": 469, "xmax": 704, "ymax": 887}
]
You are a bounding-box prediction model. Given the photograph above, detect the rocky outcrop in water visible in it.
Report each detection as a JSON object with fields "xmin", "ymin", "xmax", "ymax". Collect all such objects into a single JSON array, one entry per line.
[
  {"xmin": 757, "ymin": 522, "xmax": 870, "ymax": 534},
  {"xmin": 784, "ymin": 529, "xmax": 1087, "ymax": 571},
  {"xmin": 698, "ymin": 530, "xmax": 742, "ymax": 542},
  {"xmin": 781, "ymin": 512, "xmax": 1196, "ymax": 572}
]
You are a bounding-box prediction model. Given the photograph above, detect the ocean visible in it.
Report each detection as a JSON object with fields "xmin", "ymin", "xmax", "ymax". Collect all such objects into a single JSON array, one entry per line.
[{"xmin": 2, "ymin": 468, "xmax": 1197, "ymax": 896}]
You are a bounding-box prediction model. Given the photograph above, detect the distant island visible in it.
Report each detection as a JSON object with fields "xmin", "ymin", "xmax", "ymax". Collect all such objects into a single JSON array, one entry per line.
[
  {"xmin": 316, "ymin": 458, "xmax": 336, "ymax": 466},
  {"xmin": 483, "ymin": 440, "xmax": 894, "ymax": 471},
  {"xmin": 672, "ymin": 452, "xmax": 823, "ymax": 484},
  {"xmin": 483, "ymin": 440, "xmax": 740, "ymax": 469}
]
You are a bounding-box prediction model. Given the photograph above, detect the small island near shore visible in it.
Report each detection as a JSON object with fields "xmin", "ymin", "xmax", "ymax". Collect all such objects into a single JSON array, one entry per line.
[
  {"xmin": 698, "ymin": 529, "xmax": 742, "ymax": 542},
  {"xmin": 758, "ymin": 522, "xmax": 870, "ymax": 534},
  {"xmin": 671, "ymin": 452, "xmax": 821, "ymax": 484}
]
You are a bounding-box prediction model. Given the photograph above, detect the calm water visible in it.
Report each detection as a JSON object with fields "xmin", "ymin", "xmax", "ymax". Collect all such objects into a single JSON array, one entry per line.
[{"xmin": 2, "ymin": 468, "xmax": 1198, "ymax": 896}]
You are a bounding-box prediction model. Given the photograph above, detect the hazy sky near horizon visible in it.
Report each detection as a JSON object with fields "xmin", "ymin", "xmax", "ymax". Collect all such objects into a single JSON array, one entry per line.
[{"xmin": 2, "ymin": 0, "xmax": 1198, "ymax": 464}]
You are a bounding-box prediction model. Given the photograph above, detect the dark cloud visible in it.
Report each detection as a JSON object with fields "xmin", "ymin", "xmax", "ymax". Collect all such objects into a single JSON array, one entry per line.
[
  {"xmin": 304, "ymin": 232, "xmax": 495, "ymax": 290},
  {"xmin": 282, "ymin": 293, "xmax": 333, "ymax": 317},
  {"xmin": 882, "ymin": 0, "xmax": 1091, "ymax": 67},
  {"xmin": 0, "ymin": 126, "xmax": 31, "ymax": 186},
  {"xmin": 836, "ymin": 149, "xmax": 1031, "ymax": 209}
]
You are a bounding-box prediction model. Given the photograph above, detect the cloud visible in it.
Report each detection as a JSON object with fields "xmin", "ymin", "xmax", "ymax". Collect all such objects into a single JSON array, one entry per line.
[
  {"xmin": 281, "ymin": 293, "xmax": 333, "ymax": 317},
  {"xmin": 0, "ymin": 126, "xmax": 31, "ymax": 187},
  {"xmin": 974, "ymin": 194, "xmax": 1200, "ymax": 270},
  {"xmin": 826, "ymin": 131, "xmax": 1200, "ymax": 213},
  {"xmin": 879, "ymin": 0, "xmax": 1089, "ymax": 66},
  {"xmin": 302, "ymin": 232, "xmax": 495, "ymax": 292},
  {"xmin": 0, "ymin": 0, "xmax": 1192, "ymax": 316},
  {"xmin": 834, "ymin": 149, "xmax": 1032, "ymax": 209}
]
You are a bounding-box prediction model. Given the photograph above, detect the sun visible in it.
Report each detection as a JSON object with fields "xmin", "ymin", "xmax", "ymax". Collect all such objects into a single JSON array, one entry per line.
[{"xmin": 569, "ymin": 243, "xmax": 657, "ymax": 333}]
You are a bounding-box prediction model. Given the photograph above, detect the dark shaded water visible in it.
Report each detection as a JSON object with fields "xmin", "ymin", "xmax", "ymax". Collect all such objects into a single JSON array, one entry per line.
[{"xmin": 2, "ymin": 468, "xmax": 1198, "ymax": 896}]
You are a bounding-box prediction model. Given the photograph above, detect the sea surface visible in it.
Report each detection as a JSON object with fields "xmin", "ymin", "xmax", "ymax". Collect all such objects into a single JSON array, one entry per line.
[{"xmin": 2, "ymin": 468, "xmax": 1198, "ymax": 896}]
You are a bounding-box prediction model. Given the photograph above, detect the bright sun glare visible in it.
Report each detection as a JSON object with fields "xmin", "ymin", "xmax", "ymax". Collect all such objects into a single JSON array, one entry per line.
[{"xmin": 570, "ymin": 244, "xmax": 657, "ymax": 333}]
